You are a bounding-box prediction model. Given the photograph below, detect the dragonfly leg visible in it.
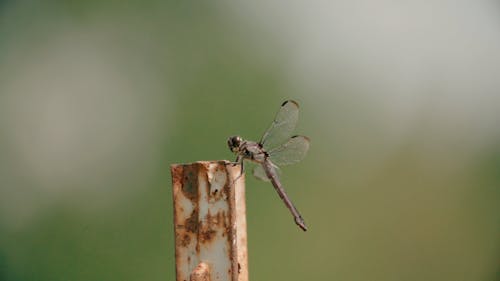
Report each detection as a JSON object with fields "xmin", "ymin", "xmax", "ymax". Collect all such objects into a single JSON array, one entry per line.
[
  {"xmin": 233, "ymin": 154, "xmax": 243, "ymax": 165},
  {"xmin": 232, "ymin": 155, "xmax": 244, "ymax": 183}
]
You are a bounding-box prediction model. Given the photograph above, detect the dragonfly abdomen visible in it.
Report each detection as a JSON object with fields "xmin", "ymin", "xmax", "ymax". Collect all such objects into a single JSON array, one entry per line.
[{"xmin": 262, "ymin": 160, "xmax": 307, "ymax": 231}]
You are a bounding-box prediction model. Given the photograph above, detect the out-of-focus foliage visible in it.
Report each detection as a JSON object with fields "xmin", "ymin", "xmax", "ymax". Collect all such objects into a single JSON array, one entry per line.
[{"xmin": 0, "ymin": 1, "xmax": 499, "ymax": 281}]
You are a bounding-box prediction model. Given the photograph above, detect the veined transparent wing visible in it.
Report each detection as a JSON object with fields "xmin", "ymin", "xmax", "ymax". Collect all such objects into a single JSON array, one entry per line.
[
  {"xmin": 252, "ymin": 162, "xmax": 281, "ymax": 182},
  {"xmin": 252, "ymin": 164, "xmax": 270, "ymax": 182},
  {"xmin": 259, "ymin": 100, "xmax": 300, "ymax": 150},
  {"xmin": 268, "ymin": 135, "xmax": 310, "ymax": 166}
]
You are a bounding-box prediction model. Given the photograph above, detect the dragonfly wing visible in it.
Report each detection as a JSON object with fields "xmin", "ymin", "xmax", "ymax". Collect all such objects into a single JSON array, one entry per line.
[
  {"xmin": 268, "ymin": 135, "xmax": 310, "ymax": 166},
  {"xmin": 260, "ymin": 100, "xmax": 300, "ymax": 150},
  {"xmin": 252, "ymin": 164, "xmax": 270, "ymax": 182},
  {"xmin": 252, "ymin": 162, "xmax": 281, "ymax": 182}
]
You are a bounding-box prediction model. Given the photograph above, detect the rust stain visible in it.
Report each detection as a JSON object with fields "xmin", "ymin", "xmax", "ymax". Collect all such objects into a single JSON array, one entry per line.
[
  {"xmin": 190, "ymin": 262, "xmax": 210, "ymax": 281},
  {"xmin": 203, "ymin": 210, "xmax": 227, "ymax": 228},
  {"xmin": 225, "ymin": 165, "xmax": 240, "ymax": 281},
  {"xmin": 179, "ymin": 233, "xmax": 191, "ymax": 247},
  {"xmin": 198, "ymin": 210, "xmax": 230, "ymax": 245},
  {"xmin": 171, "ymin": 164, "xmax": 184, "ymax": 281},
  {"xmin": 199, "ymin": 228, "xmax": 217, "ymax": 244},
  {"xmin": 171, "ymin": 165, "xmax": 183, "ymax": 185},
  {"xmin": 181, "ymin": 164, "xmax": 200, "ymax": 201},
  {"xmin": 185, "ymin": 209, "xmax": 199, "ymax": 234}
]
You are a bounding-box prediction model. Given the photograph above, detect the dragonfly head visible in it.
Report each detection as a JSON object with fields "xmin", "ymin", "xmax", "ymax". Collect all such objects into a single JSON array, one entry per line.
[{"xmin": 227, "ymin": 135, "xmax": 243, "ymax": 153}]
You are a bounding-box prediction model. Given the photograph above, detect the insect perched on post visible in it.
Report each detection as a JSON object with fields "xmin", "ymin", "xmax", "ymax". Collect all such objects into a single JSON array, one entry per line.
[{"xmin": 227, "ymin": 100, "xmax": 310, "ymax": 231}]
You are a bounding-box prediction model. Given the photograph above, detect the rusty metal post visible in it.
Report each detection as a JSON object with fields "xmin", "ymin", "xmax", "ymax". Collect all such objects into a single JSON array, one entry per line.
[{"xmin": 171, "ymin": 161, "xmax": 248, "ymax": 281}]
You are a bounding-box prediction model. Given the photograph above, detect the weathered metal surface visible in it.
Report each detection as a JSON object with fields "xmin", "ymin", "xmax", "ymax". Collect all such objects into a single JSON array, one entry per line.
[
  {"xmin": 190, "ymin": 262, "xmax": 210, "ymax": 281},
  {"xmin": 171, "ymin": 161, "xmax": 248, "ymax": 281}
]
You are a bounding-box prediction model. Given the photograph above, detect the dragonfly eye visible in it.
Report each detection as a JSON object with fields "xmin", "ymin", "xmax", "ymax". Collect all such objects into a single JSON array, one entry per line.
[{"xmin": 227, "ymin": 136, "xmax": 242, "ymax": 152}]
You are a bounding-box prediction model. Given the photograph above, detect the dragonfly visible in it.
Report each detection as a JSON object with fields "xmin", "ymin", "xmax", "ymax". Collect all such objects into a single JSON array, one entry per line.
[{"xmin": 227, "ymin": 100, "xmax": 310, "ymax": 231}]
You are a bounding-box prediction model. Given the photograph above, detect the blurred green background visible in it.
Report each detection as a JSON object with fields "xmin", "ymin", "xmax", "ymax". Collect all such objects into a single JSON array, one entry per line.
[{"xmin": 1, "ymin": 1, "xmax": 499, "ymax": 281}]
